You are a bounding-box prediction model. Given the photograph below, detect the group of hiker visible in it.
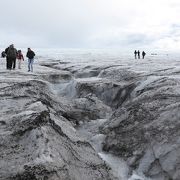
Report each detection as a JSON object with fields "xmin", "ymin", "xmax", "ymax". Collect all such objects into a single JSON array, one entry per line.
[
  {"xmin": 1, "ymin": 44, "xmax": 36, "ymax": 72},
  {"xmin": 134, "ymin": 50, "xmax": 146, "ymax": 59}
]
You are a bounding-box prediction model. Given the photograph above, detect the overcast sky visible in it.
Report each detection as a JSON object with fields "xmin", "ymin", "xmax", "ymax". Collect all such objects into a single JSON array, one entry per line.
[{"xmin": 1, "ymin": 0, "xmax": 180, "ymax": 50}]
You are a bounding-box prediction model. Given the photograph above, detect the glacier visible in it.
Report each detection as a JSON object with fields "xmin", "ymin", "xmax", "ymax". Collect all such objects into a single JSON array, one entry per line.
[{"xmin": 0, "ymin": 49, "xmax": 179, "ymax": 180}]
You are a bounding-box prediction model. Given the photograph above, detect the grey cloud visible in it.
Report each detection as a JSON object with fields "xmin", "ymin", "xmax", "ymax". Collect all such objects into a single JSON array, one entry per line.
[
  {"xmin": 1, "ymin": 0, "xmax": 180, "ymax": 49},
  {"xmin": 0, "ymin": 0, "xmax": 94, "ymax": 48}
]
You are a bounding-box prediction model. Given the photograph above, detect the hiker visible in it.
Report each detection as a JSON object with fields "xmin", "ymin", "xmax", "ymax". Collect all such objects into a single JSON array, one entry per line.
[
  {"xmin": 17, "ymin": 50, "xmax": 24, "ymax": 69},
  {"xmin": 5, "ymin": 46, "xmax": 10, "ymax": 69},
  {"xmin": 134, "ymin": 50, "xmax": 137, "ymax": 59},
  {"xmin": 142, "ymin": 51, "xmax": 146, "ymax": 59},
  {"xmin": 7, "ymin": 44, "xmax": 17, "ymax": 70},
  {"xmin": 137, "ymin": 50, "xmax": 140, "ymax": 59},
  {"xmin": 26, "ymin": 48, "xmax": 35, "ymax": 72}
]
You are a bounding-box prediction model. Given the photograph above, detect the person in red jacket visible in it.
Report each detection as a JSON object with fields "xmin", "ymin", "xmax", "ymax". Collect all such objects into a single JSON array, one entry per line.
[{"xmin": 17, "ymin": 50, "xmax": 24, "ymax": 69}]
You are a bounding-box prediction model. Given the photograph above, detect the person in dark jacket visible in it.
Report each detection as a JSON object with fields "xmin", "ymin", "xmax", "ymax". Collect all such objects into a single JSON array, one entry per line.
[
  {"xmin": 134, "ymin": 50, "xmax": 137, "ymax": 59},
  {"xmin": 7, "ymin": 44, "xmax": 17, "ymax": 70},
  {"xmin": 5, "ymin": 46, "xmax": 10, "ymax": 69},
  {"xmin": 26, "ymin": 48, "xmax": 35, "ymax": 72},
  {"xmin": 137, "ymin": 50, "xmax": 140, "ymax": 59},
  {"xmin": 142, "ymin": 51, "xmax": 146, "ymax": 59}
]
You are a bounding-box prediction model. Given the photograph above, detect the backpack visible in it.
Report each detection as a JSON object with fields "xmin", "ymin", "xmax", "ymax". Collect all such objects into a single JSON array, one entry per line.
[
  {"xmin": 1, "ymin": 51, "xmax": 6, "ymax": 58},
  {"xmin": 7, "ymin": 48, "xmax": 17, "ymax": 58}
]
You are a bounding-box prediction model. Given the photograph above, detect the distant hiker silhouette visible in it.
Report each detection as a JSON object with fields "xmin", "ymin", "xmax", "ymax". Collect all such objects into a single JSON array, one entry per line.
[
  {"xmin": 142, "ymin": 51, "xmax": 146, "ymax": 59},
  {"xmin": 137, "ymin": 50, "xmax": 140, "ymax": 59},
  {"xmin": 134, "ymin": 50, "xmax": 137, "ymax": 59}
]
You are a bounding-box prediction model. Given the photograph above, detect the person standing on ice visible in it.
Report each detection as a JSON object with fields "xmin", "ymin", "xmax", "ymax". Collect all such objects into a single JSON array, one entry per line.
[
  {"xmin": 7, "ymin": 44, "xmax": 17, "ymax": 70},
  {"xmin": 142, "ymin": 51, "xmax": 146, "ymax": 59},
  {"xmin": 134, "ymin": 50, "xmax": 137, "ymax": 59},
  {"xmin": 26, "ymin": 48, "xmax": 35, "ymax": 72},
  {"xmin": 137, "ymin": 50, "xmax": 140, "ymax": 59},
  {"xmin": 5, "ymin": 46, "xmax": 9, "ymax": 69},
  {"xmin": 17, "ymin": 50, "xmax": 24, "ymax": 69}
]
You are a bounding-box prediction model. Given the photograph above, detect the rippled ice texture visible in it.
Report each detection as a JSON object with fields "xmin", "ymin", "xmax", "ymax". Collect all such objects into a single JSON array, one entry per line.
[{"xmin": 1, "ymin": 48, "xmax": 180, "ymax": 180}]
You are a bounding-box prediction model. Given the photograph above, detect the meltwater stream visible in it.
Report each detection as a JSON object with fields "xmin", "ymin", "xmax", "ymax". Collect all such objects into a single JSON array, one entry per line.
[
  {"xmin": 50, "ymin": 76, "xmax": 152, "ymax": 180},
  {"xmin": 76, "ymin": 119, "xmax": 150, "ymax": 180}
]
